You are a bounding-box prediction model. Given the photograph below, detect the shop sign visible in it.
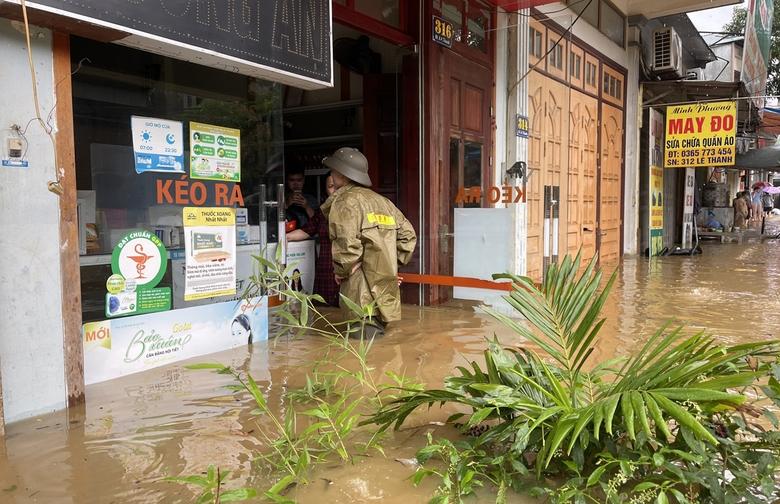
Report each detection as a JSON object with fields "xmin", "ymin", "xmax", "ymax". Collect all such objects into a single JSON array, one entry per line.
[
  {"xmin": 107, "ymin": 230, "xmax": 171, "ymax": 318},
  {"xmin": 649, "ymin": 108, "xmax": 664, "ymax": 257},
  {"xmin": 454, "ymin": 185, "xmax": 525, "ymax": 204},
  {"xmin": 183, "ymin": 207, "xmax": 237, "ymax": 301},
  {"xmin": 14, "ymin": 0, "xmax": 332, "ymax": 89},
  {"xmin": 742, "ymin": 0, "xmax": 775, "ymax": 110},
  {"xmin": 432, "ymin": 15, "xmax": 454, "ymax": 48},
  {"xmin": 190, "ymin": 122, "xmax": 241, "ymax": 182},
  {"xmin": 516, "ymin": 115, "xmax": 529, "ymax": 138},
  {"xmin": 131, "ymin": 116, "xmax": 185, "ymax": 174},
  {"xmin": 82, "ymin": 296, "xmax": 268, "ymax": 385},
  {"xmin": 663, "ymin": 101, "xmax": 736, "ymax": 168}
]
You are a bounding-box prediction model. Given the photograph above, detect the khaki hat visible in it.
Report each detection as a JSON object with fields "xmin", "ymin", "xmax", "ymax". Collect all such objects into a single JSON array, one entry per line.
[{"xmin": 322, "ymin": 147, "xmax": 371, "ymax": 187}]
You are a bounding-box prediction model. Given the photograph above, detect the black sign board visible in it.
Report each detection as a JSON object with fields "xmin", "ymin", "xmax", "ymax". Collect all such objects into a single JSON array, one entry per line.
[
  {"xmin": 432, "ymin": 15, "xmax": 453, "ymax": 48},
  {"xmin": 21, "ymin": 0, "xmax": 332, "ymax": 88}
]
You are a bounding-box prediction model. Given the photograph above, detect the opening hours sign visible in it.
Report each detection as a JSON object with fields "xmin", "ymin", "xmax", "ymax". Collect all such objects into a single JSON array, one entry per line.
[{"xmin": 663, "ymin": 101, "xmax": 736, "ymax": 168}]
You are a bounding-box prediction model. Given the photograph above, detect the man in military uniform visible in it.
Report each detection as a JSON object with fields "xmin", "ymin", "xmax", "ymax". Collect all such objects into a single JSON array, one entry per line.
[{"xmin": 321, "ymin": 147, "xmax": 417, "ymax": 335}]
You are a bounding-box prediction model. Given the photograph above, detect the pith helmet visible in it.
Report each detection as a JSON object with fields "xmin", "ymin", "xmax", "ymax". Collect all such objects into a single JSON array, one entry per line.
[{"xmin": 322, "ymin": 147, "xmax": 371, "ymax": 187}]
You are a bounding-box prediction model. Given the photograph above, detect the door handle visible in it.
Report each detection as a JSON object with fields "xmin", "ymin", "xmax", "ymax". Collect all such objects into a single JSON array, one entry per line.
[
  {"xmin": 599, "ymin": 231, "xmax": 608, "ymax": 236},
  {"xmin": 583, "ymin": 227, "xmax": 594, "ymax": 232}
]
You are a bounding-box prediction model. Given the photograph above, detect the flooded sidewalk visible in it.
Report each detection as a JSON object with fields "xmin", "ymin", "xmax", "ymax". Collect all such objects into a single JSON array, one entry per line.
[{"xmin": 2, "ymin": 240, "xmax": 780, "ymax": 503}]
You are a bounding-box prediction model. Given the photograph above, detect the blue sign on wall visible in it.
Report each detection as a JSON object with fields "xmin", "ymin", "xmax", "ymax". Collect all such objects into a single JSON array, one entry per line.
[{"xmin": 131, "ymin": 116, "xmax": 184, "ymax": 174}]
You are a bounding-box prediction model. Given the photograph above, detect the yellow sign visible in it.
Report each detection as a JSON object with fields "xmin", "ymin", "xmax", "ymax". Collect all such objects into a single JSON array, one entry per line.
[
  {"xmin": 664, "ymin": 101, "xmax": 736, "ymax": 168},
  {"xmin": 367, "ymin": 213, "xmax": 396, "ymax": 226},
  {"xmin": 183, "ymin": 207, "xmax": 236, "ymax": 227}
]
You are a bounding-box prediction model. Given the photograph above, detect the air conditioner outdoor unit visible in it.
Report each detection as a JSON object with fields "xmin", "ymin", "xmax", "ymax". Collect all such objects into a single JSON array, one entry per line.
[
  {"xmin": 684, "ymin": 68, "xmax": 704, "ymax": 81},
  {"xmin": 651, "ymin": 27, "xmax": 683, "ymax": 77}
]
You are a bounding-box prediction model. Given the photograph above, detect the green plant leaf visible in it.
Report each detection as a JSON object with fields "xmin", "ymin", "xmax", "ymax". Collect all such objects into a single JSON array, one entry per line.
[
  {"xmin": 586, "ymin": 464, "xmax": 609, "ymax": 487},
  {"xmin": 631, "ymin": 391, "xmax": 652, "ymax": 440},
  {"xmin": 466, "ymin": 407, "xmax": 494, "ymax": 428},
  {"xmin": 651, "ymin": 393, "xmax": 717, "ymax": 445},
  {"xmin": 653, "ymin": 388, "xmax": 746, "ymax": 404},
  {"xmin": 621, "ymin": 393, "xmax": 636, "ymax": 440},
  {"xmin": 603, "ymin": 394, "xmax": 621, "ymax": 436},
  {"xmin": 195, "ymin": 492, "xmax": 215, "ymax": 504},
  {"xmin": 220, "ymin": 488, "xmax": 258, "ymax": 502},
  {"xmin": 643, "ymin": 392, "xmax": 672, "ymax": 440}
]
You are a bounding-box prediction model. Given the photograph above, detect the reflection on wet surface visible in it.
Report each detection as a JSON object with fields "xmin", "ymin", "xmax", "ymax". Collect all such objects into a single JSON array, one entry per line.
[{"xmin": 2, "ymin": 240, "xmax": 780, "ymax": 503}]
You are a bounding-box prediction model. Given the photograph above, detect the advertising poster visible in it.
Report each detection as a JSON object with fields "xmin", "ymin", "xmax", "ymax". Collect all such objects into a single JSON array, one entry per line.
[
  {"xmin": 83, "ymin": 297, "xmax": 268, "ymax": 385},
  {"xmin": 183, "ymin": 207, "xmax": 236, "ymax": 301},
  {"xmin": 171, "ymin": 240, "xmax": 316, "ymax": 309},
  {"xmin": 131, "ymin": 116, "xmax": 184, "ymax": 174},
  {"xmin": 106, "ymin": 230, "xmax": 171, "ymax": 318},
  {"xmin": 681, "ymin": 168, "xmax": 696, "ymax": 249},
  {"xmin": 190, "ymin": 122, "xmax": 241, "ymax": 182},
  {"xmin": 649, "ymin": 108, "xmax": 665, "ymax": 257},
  {"xmin": 663, "ymin": 101, "xmax": 736, "ymax": 168}
]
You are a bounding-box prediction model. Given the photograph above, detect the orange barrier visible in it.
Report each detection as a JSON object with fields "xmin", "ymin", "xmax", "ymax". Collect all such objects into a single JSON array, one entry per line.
[{"xmin": 398, "ymin": 273, "xmax": 514, "ymax": 292}]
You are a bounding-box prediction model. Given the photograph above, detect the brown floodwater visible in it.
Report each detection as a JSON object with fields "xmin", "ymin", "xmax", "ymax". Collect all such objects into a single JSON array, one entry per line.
[{"xmin": 2, "ymin": 236, "xmax": 780, "ymax": 503}]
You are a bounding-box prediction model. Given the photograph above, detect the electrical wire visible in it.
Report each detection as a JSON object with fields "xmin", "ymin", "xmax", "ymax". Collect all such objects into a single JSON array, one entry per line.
[
  {"xmin": 19, "ymin": 0, "xmax": 63, "ymax": 195},
  {"xmin": 507, "ymin": 0, "xmax": 595, "ymax": 97}
]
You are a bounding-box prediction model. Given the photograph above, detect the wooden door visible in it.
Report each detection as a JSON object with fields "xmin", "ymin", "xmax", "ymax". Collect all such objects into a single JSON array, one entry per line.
[
  {"xmin": 599, "ymin": 102, "xmax": 623, "ymax": 263},
  {"xmin": 428, "ymin": 50, "xmax": 492, "ymax": 301},
  {"xmin": 527, "ymin": 71, "xmax": 566, "ymax": 281},
  {"xmin": 567, "ymin": 90, "xmax": 598, "ymax": 262}
]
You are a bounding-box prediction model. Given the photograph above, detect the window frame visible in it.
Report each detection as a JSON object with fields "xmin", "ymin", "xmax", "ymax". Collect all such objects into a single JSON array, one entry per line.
[{"xmin": 564, "ymin": 0, "xmax": 626, "ymax": 48}]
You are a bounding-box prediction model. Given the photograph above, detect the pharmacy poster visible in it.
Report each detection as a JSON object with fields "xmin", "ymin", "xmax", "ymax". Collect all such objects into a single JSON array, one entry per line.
[
  {"xmin": 649, "ymin": 108, "xmax": 665, "ymax": 257},
  {"xmin": 171, "ymin": 240, "xmax": 316, "ymax": 309},
  {"xmin": 131, "ymin": 116, "xmax": 185, "ymax": 174},
  {"xmin": 189, "ymin": 122, "xmax": 241, "ymax": 182},
  {"xmin": 663, "ymin": 101, "xmax": 736, "ymax": 168},
  {"xmin": 183, "ymin": 207, "xmax": 236, "ymax": 301},
  {"xmin": 82, "ymin": 297, "xmax": 268, "ymax": 385},
  {"xmin": 106, "ymin": 230, "xmax": 171, "ymax": 318}
]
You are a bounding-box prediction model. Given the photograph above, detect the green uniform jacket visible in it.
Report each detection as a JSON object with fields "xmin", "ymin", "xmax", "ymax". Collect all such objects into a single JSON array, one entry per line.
[{"xmin": 321, "ymin": 184, "xmax": 417, "ymax": 323}]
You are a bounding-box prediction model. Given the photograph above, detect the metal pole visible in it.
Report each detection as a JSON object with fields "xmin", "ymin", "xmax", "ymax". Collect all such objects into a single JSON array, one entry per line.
[
  {"xmin": 277, "ymin": 183, "xmax": 286, "ymax": 267},
  {"xmin": 258, "ymin": 184, "xmax": 267, "ymax": 296}
]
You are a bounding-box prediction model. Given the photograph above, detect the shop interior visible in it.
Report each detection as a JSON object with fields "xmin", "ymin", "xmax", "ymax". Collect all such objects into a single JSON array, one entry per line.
[{"xmin": 279, "ymin": 23, "xmax": 417, "ymax": 230}]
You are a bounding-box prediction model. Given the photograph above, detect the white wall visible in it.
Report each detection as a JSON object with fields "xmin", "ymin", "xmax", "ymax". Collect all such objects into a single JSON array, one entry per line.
[{"xmin": 0, "ymin": 19, "xmax": 66, "ymax": 423}]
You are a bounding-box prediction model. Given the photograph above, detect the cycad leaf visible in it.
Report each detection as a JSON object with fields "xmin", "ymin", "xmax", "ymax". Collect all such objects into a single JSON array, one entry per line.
[
  {"xmin": 631, "ymin": 391, "xmax": 653, "ymax": 440},
  {"xmin": 621, "ymin": 393, "xmax": 636, "ymax": 440},
  {"xmin": 651, "ymin": 393, "xmax": 717, "ymax": 445},
  {"xmin": 643, "ymin": 392, "xmax": 672, "ymax": 441},
  {"xmin": 603, "ymin": 394, "xmax": 621, "ymax": 436}
]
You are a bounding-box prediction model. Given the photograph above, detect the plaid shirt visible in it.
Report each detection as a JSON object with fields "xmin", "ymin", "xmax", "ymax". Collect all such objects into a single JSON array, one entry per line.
[{"xmin": 301, "ymin": 209, "xmax": 339, "ymax": 306}]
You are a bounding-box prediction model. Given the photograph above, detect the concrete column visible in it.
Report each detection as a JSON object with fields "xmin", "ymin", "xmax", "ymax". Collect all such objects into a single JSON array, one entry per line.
[
  {"xmin": 623, "ymin": 44, "xmax": 642, "ymax": 255},
  {"xmin": 0, "ymin": 19, "xmax": 67, "ymax": 424},
  {"xmin": 507, "ymin": 12, "xmax": 529, "ymax": 275}
]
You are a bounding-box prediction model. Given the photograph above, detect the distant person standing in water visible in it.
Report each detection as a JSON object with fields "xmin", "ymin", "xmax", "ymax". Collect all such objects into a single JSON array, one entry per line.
[{"xmin": 733, "ymin": 191, "xmax": 748, "ymax": 229}]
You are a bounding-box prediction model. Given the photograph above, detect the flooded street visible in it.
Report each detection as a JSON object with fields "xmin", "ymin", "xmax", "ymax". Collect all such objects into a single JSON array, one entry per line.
[{"xmin": 2, "ymin": 240, "xmax": 780, "ymax": 503}]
